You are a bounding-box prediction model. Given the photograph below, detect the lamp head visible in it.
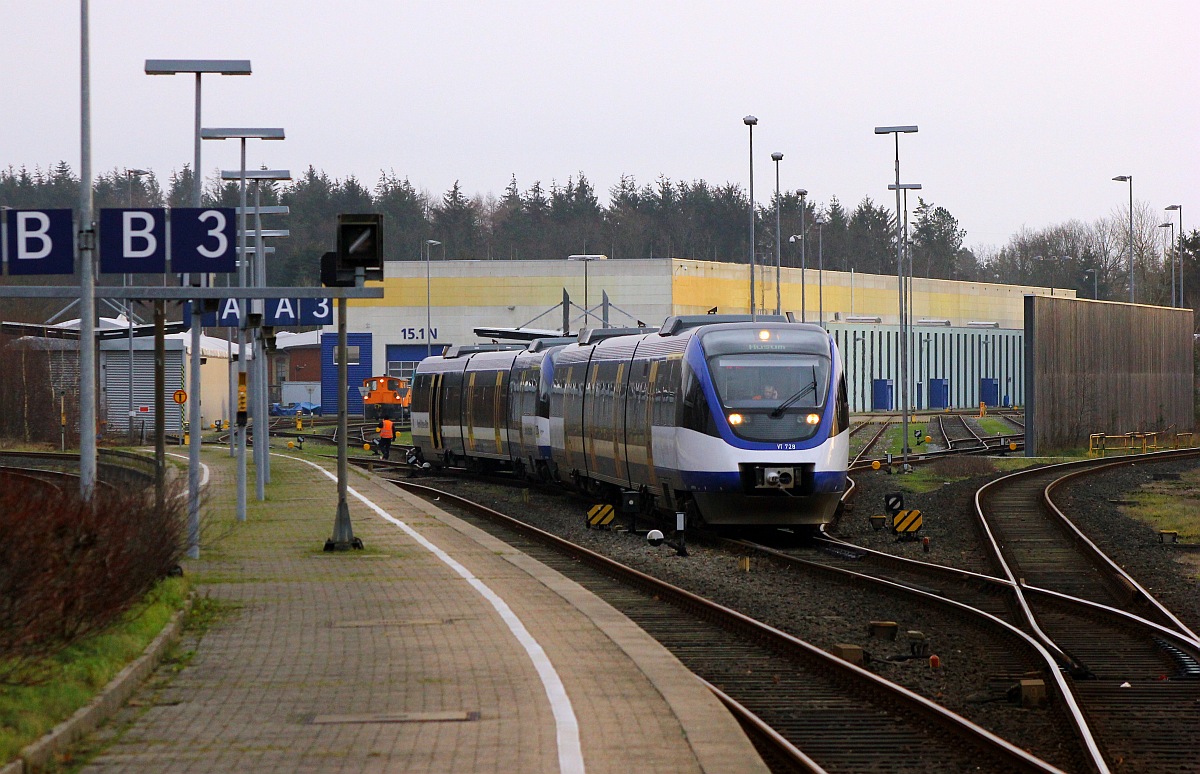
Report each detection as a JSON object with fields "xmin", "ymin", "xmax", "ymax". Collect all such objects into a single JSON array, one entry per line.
[
  {"xmin": 798, "ymin": 188, "xmax": 808, "ymax": 198},
  {"xmin": 1112, "ymin": 175, "xmax": 1131, "ymax": 182},
  {"xmin": 1159, "ymin": 222, "xmax": 1173, "ymax": 229},
  {"xmin": 770, "ymin": 152, "xmax": 783, "ymax": 161},
  {"xmin": 788, "ymin": 235, "xmax": 799, "ymax": 243},
  {"xmin": 1166, "ymin": 204, "xmax": 1181, "ymax": 211},
  {"xmin": 426, "ymin": 239, "xmax": 441, "ymax": 246},
  {"xmin": 126, "ymin": 168, "xmax": 151, "ymax": 177},
  {"xmin": 743, "ymin": 115, "xmax": 758, "ymax": 126}
]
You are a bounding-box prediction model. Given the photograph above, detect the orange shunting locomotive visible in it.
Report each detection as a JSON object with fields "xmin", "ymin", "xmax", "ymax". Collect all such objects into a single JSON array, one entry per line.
[{"xmin": 362, "ymin": 376, "xmax": 411, "ymax": 420}]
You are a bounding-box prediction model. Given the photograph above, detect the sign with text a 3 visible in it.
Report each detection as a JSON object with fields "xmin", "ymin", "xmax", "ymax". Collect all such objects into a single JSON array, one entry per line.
[{"xmin": 189, "ymin": 297, "xmax": 334, "ymax": 328}]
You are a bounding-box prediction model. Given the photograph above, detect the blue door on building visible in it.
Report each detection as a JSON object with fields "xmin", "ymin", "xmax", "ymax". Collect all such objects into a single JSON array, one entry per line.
[{"xmin": 321, "ymin": 333, "xmax": 373, "ymax": 415}]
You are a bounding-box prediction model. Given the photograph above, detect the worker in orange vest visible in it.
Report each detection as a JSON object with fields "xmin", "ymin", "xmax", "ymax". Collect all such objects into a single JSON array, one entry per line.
[{"xmin": 376, "ymin": 417, "xmax": 395, "ymax": 460}]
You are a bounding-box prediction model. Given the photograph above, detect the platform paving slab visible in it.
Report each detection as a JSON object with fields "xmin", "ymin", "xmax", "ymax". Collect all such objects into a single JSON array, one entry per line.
[{"xmin": 72, "ymin": 448, "xmax": 766, "ymax": 773}]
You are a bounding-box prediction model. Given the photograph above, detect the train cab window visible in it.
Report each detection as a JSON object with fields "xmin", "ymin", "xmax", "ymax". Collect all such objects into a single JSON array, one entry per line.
[{"xmin": 708, "ymin": 355, "xmax": 829, "ymax": 411}]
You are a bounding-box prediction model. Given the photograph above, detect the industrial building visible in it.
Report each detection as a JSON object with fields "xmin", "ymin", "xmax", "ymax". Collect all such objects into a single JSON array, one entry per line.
[{"xmin": 332, "ymin": 257, "xmax": 1068, "ymax": 413}]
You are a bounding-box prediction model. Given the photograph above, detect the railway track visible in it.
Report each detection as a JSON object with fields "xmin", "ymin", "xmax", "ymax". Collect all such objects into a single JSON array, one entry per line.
[
  {"xmin": 935, "ymin": 414, "xmax": 986, "ymax": 451},
  {"xmin": 974, "ymin": 451, "xmax": 1200, "ymax": 771},
  {"xmin": 383, "ymin": 476, "xmax": 1061, "ymax": 773}
]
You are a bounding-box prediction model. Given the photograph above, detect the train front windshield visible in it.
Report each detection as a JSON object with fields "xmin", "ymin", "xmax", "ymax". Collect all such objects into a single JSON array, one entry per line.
[{"xmin": 701, "ymin": 329, "xmax": 831, "ymax": 411}]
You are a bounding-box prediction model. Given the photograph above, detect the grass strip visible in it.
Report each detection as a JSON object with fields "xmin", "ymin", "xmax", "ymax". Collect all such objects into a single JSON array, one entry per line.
[{"xmin": 0, "ymin": 577, "xmax": 189, "ymax": 765}]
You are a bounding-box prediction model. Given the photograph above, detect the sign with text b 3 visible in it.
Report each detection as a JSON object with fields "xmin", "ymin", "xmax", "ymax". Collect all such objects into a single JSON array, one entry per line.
[{"xmin": 96, "ymin": 207, "xmax": 236, "ymax": 274}]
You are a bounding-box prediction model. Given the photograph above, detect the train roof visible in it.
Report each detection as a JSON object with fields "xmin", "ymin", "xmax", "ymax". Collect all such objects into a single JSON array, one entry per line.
[
  {"xmin": 576, "ymin": 326, "xmax": 651, "ymax": 344},
  {"xmin": 658, "ymin": 314, "xmax": 791, "ymax": 336},
  {"xmin": 442, "ymin": 342, "xmax": 527, "ymax": 358}
]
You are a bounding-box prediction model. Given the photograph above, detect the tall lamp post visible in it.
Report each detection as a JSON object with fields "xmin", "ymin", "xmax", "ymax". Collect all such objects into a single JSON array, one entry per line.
[
  {"xmin": 1159, "ymin": 222, "xmax": 1176, "ymax": 306},
  {"xmin": 146, "ymin": 59, "xmax": 252, "ymax": 556},
  {"xmin": 787, "ymin": 188, "xmax": 806, "ymax": 321},
  {"xmin": 814, "ymin": 213, "xmax": 827, "ymax": 326},
  {"xmin": 875, "ymin": 124, "xmax": 918, "ymax": 469},
  {"xmin": 1112, "ymin": 175, "xmax": 1134, "ymax": 303},
  {"xmin": 220, "ymin": 167, "xmax": 292, "ymax": 500},
  {"xmin": 771, "ymin": 152, "xmax": 783, "ymax": 315},
  {"xmin": 425, "ymin": 239, "xmax": 440, "ymax": 357},
  {"xmin": 1167, "ymin": 204, "xmax": 1183, "ymax": 307},
  {"xmin": 743, "ymin": 116, "xmax": 758, "ymax": 318},
  {"xmin": 201, "ymin": 127, "xmax": 286, "ymax": 526},
  {"xmin": 1083, "ymin": 268, "xmax": 1097, "ymax": 300},
  {"xmin": 124, "ymin": 168, "xmax": 150, "ymax": 443},
  {"xmin": 568, "ymin": 254, "xmax": 608, "ymax": 329}
]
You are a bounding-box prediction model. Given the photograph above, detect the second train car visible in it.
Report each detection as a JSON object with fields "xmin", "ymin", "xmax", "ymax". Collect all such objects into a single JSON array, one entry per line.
[{"xmin": 410, "ymin": 315, "xmax": 849, "ymax": 528}]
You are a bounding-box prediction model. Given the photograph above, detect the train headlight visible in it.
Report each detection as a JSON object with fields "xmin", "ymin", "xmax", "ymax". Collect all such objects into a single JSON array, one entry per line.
[
  {"xmin": 728, "ymin": 413, "xmax": 744, "ymax": 426},
  {"xmin": 758, "ymin": 330, "xmax": 771, "ymax": 341},
  {"xmin": 805, "ymin": 413, "xmax": 821, "ymax": 425}
]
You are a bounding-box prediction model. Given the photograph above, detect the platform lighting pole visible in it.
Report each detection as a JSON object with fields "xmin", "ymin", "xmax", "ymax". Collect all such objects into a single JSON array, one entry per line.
[
  {"xmin": 1083, "ymin": 268, "xmax": 1097, "ymax": 300},
  {"xmin": 567, "ymin": 255, "xmax": 607, "ymax": 328},
  {"xmin": 792, "ymin": 189, "xmax": 809, "ymax": 320},
  {"xmin": 1167, "ymin": 205, "xmax": 1183, "ymax": 307},
  {"xmin": 744, "ymin": 116, "xmax": 758, "ymax": 319},
  {"xmin": 125, "ymin": 168, "xmax": 149, "ymax": 443},
  {"xmin": 1159, "ymin": 222, "xmax": 1176, "ymax": 306},
  {"xmin": 1112, "ymin": 175, "xmax": 1134, "ymax": 303},
  {"xmin": 771, "ymin": 152, "xmax": 783, "ymax": 315},
  {"xmin": 201, "ymin": 127, "xmax": 285, "ymax": 524},
  {"xmin": 221, "ymin": 168, "xmax": 293, "ymax": 498},
  {"xmin": 814, "ymin": 213, "xmax": 827, "ymax": 326},
  {"xmin": 875, "ymin": 124, "xmax": 918, "ymax": 469},
  {"xmin": 425, "ymin": 239, "xmax": 440, "ymax": 357},
  {"xmin": 79, "ymin": 0, "xmax": 97, "ymax": 497},
  {"xmin": 146, "ymin": 59, "xmax": 251, "ymax": 556}
]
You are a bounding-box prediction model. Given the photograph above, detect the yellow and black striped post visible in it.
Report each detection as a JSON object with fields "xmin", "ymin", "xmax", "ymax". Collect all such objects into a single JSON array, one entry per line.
[
  {"xmin": 587, "ymin": 504, "xmax": 615, "ymax": 529},
  {"xmin": 893, "ymin": 509, "xmax": 923, "ymax": 535}
]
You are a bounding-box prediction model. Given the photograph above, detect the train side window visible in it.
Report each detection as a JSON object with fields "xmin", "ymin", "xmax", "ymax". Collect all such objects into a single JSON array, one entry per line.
[
  {"xmin": 830, "ymin": 373, "xmax": 849, "ymax": 435},
  {"xmin": 679, "ymin": 361, "xmax": 719, "ymax": 437}
]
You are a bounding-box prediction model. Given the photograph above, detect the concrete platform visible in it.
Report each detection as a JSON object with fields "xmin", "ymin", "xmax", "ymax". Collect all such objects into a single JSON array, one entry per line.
[{"xmin": 78, "ymin": 448, "xmax": 767, "ymax": 773}]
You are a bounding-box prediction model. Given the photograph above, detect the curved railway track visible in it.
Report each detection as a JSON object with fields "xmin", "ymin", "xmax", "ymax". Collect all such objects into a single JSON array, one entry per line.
[
  {"xmin": 382, "ymin": 476, "xmax": 1061, "ymax": 773},
  {"xmin": 972, "ymin": 450, "xmax": 1200, "ymax": 772}
]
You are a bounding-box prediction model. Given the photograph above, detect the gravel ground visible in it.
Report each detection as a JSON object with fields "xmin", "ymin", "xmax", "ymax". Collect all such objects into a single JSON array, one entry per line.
[
  {"xmin": 418, "ymin": 470, "xmax": 1080, "ymax": 770},
  {"xmin": 1051, "ymin": 457, "xmax": 1200, "ymax": 634}
]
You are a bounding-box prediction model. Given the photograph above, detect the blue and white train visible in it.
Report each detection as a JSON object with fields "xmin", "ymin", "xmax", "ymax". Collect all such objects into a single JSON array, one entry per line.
[{"xmin": 410, "ymin": 315, "xmax": 849, "ymax": 528}]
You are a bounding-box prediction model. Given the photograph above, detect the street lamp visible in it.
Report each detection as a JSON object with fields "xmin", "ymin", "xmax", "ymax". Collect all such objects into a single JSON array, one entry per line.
[
  {"xmin": 1167, "ymin": 204, "xmax": 1183, "ymax": 307},
  {"xmin": 743, "ymin": 115, "xmax": 758, "ymax": 318},
  {"xmin": 875, "ymin": 124, "xmax": 918, "ymax": 467},
  {"xmin": 123, "ymin": 168, "xmax": 150, "ymax": 443},
  {"xmin": 788, "ymin": 188, "xmax": 809, "ymax": 321},
  {"xmin": 146, "ymin": 59, "xmax": 252, "ymax": 557},
  {"xmin": 1083, "ymin": 268, "xmax": 1097, "ymax": 300},
  {"xmin": 425, "ymin": 240, "xmax": 441, "ymax": 357},
  {"xmin": 771, "ymin": 152, "xmax": 783, "ymax": 315},
  {"xmin": 220, "ymin": 167, "xmax": 292, "ymax": 499},
  {"xmin": 1160, "ymin": 222, "xmax": 1176, "ymax": 306},
  {"xmin": 814, "ymin": 213, "xmax": 827, "ymax": 326},
  {"xmin": 568, "ymin": 254, "xmax": 608, "ymax": 329},
  {"xmin": 202, "ymin": 127, "xmax": 286, "ymax": 524},
  {"xmin": 1112, "ymin": 175, "xmax": 1134, "ymax": 303}
]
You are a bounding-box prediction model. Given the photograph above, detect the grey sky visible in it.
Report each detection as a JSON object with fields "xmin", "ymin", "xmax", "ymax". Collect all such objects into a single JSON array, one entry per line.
[{"xmin": 4, "ymin": 1, "xmax": 1196, "ymax": 251}]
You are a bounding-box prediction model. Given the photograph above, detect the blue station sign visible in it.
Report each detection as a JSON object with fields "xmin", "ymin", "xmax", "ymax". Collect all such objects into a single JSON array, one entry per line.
[
  {"xmin": 3, "ymin": 207, "xmax": 237, "ymax": 276},
  {"xmin": 3, "ymin": 209, "xmax": 74, "ymax": 275}
]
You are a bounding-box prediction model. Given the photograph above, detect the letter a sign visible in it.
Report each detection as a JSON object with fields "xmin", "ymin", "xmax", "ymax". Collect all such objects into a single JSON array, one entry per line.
[{"xmin": 4, "ymin": 209, "xmax": 74, "ymax": 275}]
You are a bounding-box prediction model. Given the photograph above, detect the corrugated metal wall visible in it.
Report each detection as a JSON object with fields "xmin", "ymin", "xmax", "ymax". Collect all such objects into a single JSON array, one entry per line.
[
  {"xmin": 828, "ymin": 324, "xmax": 1024, "ymax": 413},
  {"xmin": 101, "ymin": 349, "xmax": 185, "ymax": 433},
  {"xmin": 321, "ymin": 332, "xmax": 373, "ymax": 415},
  {"xmin": 1024, "ymin": 297, "xmax": 1194, "ymax": 454}
]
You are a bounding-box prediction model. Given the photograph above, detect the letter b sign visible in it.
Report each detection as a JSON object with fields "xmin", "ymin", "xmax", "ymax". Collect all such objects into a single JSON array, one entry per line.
[{"xmin": 100, "ymin": 208, "xmax": 166, "ymax": 273}]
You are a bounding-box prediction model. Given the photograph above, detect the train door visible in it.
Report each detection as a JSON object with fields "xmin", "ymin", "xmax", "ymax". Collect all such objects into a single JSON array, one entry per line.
[{"xmin": 429, "ymin": 373, "xmax": 444, "ymax": 451}]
